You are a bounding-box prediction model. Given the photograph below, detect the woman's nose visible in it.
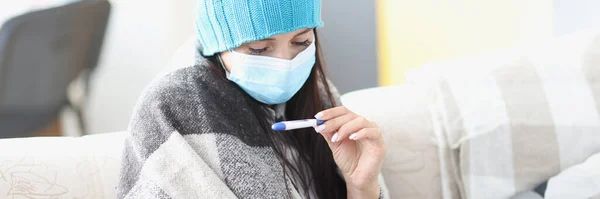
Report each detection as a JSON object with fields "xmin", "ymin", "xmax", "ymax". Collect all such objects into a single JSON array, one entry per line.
[{"xmin": 272, "ymin": 49, "xmax": 298, "ymax": 60}]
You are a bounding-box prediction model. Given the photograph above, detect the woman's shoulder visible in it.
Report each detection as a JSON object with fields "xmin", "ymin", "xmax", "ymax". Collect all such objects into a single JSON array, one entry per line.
[
  {"xmin": 131, "ymin": 65, "xmax": 239, "ymax": 128},
  {"xmin": 143, "ymin": 65, "xmax": 220, "ymax": 98},
  {"xmin": 129, "ymin": 64, "xmax": 266, "ymax": 143},
  {"xmin": 137, "ymin": 64, "xmax": 242, "ymax": 109}
]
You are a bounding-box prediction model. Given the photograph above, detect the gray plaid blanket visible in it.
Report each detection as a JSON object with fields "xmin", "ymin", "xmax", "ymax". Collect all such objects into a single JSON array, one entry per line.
[{"xmin": 116, "ymin": 64, "xmax": 387, "ymax": 198}]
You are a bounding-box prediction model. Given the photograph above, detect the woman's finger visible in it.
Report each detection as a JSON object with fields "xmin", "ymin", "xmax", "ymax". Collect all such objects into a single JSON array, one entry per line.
[
  {"xmin": 332, "ymin": 117, "xmax": 375, "ymax": 143},
  {"xmin": 314, "ymin": 106, "xmax": 353, "ymax": 121},
  {"xmin": 348, "ymin": 127, "xmax": 382, "ymax": 142},
  {"xmin": 350, "ymin": 128, "xmax": 386, "ymax": 162},
  {"xmin": 315, "ymin": 113, "xmax": 358, "ymax": 135}
]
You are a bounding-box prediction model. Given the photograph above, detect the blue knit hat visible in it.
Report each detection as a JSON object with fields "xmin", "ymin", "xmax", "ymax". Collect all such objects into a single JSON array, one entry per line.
[{"xmin": 195, "ymin": 0, "xmax": 324, "ymax": 56}]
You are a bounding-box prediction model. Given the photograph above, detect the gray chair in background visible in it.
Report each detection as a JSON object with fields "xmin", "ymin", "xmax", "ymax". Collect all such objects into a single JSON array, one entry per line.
[{"xmin": 0, "ymin": 0, "xmax": 111, "ymax": 138}]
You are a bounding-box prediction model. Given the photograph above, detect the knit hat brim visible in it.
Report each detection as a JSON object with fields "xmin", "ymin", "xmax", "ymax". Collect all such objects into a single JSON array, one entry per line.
[{"xmin": 195, "ymin": 0, "xmax": 324, "ymax": 56}]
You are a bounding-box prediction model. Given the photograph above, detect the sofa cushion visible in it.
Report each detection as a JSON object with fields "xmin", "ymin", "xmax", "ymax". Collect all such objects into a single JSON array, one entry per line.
[
  {"xmin": 0, "ymin": 132, "xmax": 126, "ymax": 199},
  {"xmin": 342, "ymin": 85, "xmax": 448, "ymax": 199}
]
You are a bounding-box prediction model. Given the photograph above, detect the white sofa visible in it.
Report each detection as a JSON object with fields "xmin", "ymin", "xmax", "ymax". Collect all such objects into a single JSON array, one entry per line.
[{"xmin": 2, "ymin": 83, "xmax": 600, "ymax": 199}]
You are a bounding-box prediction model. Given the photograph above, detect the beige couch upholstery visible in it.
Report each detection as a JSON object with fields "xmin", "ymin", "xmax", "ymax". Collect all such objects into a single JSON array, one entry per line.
[
  {"xmin": 342, "ymin": 85, "xmax": 442, "ymax": 199},
  {"xmin": 0, "ymin": 132, "xmax": 126, "ymax": 198}
]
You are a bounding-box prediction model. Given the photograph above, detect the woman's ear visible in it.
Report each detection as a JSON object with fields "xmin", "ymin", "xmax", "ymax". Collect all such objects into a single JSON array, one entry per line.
[{"xmin": 218, "ymin": 52, "xmax": 232, "ymax": 72}]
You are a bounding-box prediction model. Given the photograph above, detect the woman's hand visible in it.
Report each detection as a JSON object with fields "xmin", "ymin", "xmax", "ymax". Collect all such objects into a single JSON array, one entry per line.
[{"xmin": 314, "ymin": 106, "xmax": 386, "ymax": 198}]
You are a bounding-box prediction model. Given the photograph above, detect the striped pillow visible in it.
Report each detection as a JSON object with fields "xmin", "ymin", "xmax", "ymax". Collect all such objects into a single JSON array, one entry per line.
[{"xmin": 430, "ymin": 30, "xmax": 600, "ymax": 199}]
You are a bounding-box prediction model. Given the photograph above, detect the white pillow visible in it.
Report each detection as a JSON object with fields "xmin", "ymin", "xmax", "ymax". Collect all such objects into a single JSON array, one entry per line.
[
  {"xmin": 430, "ymin": 29, "xmax": 600, "ymax": 199},
  {"xmin": 545, "ymin": 152, "xmax": 600, "ymax": 199}
]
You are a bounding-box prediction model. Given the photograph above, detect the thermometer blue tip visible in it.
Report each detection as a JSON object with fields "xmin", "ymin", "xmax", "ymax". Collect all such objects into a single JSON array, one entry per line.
[{"xmin": 271, "ymin": 123, "xmax": 286, "ymax": 131}]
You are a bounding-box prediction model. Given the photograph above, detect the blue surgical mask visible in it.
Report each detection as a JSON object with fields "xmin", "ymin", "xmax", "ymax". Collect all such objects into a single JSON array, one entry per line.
[{"xmin": 222, "ymin": 41, "xmax": 316, "ymax": 105}]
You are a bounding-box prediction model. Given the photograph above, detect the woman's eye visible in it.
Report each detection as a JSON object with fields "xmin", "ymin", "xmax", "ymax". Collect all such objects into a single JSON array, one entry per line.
[
  {"xmin": 248, "ymin": 47, "xmax": 267, "ymax": 55},
  {"xmin": 292, "ymin": 40, "xmax": 312, "ymax": 47}
]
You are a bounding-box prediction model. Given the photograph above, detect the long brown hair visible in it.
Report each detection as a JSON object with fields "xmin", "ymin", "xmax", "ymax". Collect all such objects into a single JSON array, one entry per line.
[{"xmin": 199, "ymin": 29, "xmax": 347, "ymax": 198}]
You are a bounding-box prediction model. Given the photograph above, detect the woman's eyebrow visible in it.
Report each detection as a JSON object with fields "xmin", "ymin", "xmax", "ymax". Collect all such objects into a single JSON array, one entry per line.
[{"xmin": 293, "ymin": 29, "xmax": 312, "ymax": 37}]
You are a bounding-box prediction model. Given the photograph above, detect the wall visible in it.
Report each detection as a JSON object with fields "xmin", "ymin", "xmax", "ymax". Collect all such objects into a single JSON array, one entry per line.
[
  {"xmin": 377, "ymin": 0, "xmax": 554, "ymax": 85},
  {"xmin": 553, "ymin": 0, "xmax": 600, "ymax": 36},
  {"xmin": 87, "ymin": 0, "xmax": 194, "ymax": 134},
  {"xmin": 320, "ymin": 0, "xmax": 379, "ymax": 94}
]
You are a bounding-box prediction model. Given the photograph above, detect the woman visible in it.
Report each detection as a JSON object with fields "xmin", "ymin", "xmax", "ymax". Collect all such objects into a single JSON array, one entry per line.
[{"xmin": 117, "ymin": 0, "xmax": 387, "ymax": 198}]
